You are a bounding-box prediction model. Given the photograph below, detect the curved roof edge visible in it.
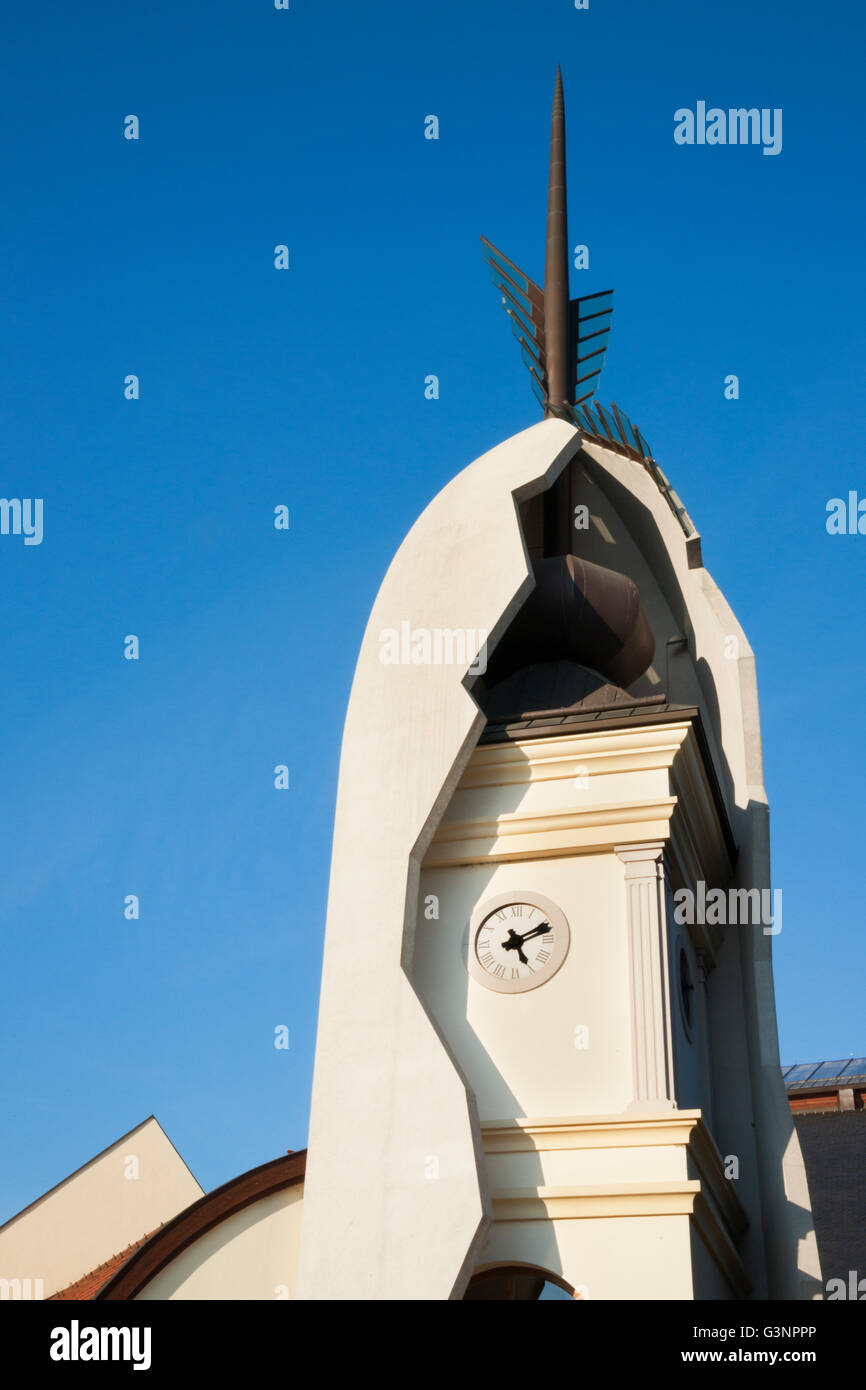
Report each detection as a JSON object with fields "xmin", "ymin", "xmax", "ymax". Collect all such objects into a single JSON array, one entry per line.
[{"xmin": 96, "ymin": 1150, "xmax": 306, "ymax": 1301}]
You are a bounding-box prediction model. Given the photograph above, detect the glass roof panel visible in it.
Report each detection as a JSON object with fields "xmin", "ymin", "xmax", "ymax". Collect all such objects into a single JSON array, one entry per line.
[
  {"xmin": 783, "ymin": 1063, "xmax": 821, "ymax": 1085},
  {"xmin": 808, "ymin": 1059, "xmax": 854, "ymax": 1082}
]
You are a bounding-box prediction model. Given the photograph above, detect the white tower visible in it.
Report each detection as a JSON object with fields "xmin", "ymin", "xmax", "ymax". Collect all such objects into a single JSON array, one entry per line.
[{"xmin": 296, "ymin": 74, "xmax": 820, "ymax": 1302}]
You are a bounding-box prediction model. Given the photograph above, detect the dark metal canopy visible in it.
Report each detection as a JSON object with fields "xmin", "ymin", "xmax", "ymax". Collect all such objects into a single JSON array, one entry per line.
[{"xmin": 482, "ymin": 554, "xmax": 655, "ymax": 693}]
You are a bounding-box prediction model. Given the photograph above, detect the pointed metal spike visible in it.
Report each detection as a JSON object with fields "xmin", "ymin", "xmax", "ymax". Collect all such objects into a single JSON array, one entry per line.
[{"xmin": 544, "ymin": 67, "xmax": 569, "ymax": 415}]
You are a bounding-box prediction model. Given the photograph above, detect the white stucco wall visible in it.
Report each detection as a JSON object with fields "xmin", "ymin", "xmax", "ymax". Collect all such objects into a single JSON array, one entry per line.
[
  {"xmin": 416, "ymin": 854, "xmax": 632, "ymax": 1119},
  {"xmin": 297, "ymin": 418, "xmax": 583, "ymax": 1300},
  {"xmin": 478, "ymin": 1212, "xmax": 698, "ymax": 1300},
  {"xmin": 135, "ymin": 1186, "xmax": 303, "ymax": 1301}
]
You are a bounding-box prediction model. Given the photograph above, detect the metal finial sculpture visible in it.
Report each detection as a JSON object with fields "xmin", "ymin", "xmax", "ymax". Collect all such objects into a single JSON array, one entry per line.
[
  {"xmin": 480, "ymin": 71, "xmax": 695, "ymax": 542},
  {"xmin": 481, "ymin": 66, "xmax": 613, "ymax": 421}
]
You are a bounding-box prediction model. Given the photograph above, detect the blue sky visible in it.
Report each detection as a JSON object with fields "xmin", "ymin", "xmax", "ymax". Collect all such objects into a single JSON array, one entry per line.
[{"xmin": 1, "ymin": 0, "xmax": 864, "ymax": 1218}]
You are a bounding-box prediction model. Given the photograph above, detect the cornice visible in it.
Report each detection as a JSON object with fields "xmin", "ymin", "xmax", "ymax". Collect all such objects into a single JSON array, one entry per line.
[
  {"xmin": 491, "ymin": 1180, "xmax": 701, "ymax": 1221},
  {"xmin": 482, "ymin": 1112, "xmax": 749, "ymax": 1295},
  {"xmin": 482, "ymin": 1110, "xmax": 704, "ymax": 1151},
  {"xmin": 491, "ymin": 1178, "xmax": 754, "ymax": 1300},
  {"xmin": 460, "ymin": 724, "xmax": 694, "ymax": 788},
  {"xmin": 425, "ymin": 797, "xmax": 677, "ymax": 866},
  {"xmin": 427, "ymin": 722, "xmax": 736, "ymax": 928}
]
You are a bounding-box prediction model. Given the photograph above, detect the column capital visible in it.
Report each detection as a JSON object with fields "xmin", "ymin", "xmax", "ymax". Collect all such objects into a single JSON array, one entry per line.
[{"xmin": 615, "ymin": 842, "xmax": 665, "ymax": 876}]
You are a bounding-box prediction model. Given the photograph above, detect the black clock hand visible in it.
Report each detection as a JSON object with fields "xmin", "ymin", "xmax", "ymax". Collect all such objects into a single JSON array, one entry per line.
[
  {"xmin": 502, "ymin": 928, "xmax": 529, "ymax": 965},
  {"xmin": 501, "ymin": 923, "xmax": 551, "ymax": 966},
  {"xmin": 501, "ymin": 922, "xmax": 550, "ymax": 951},
  {"xmin": 520, "ymin": 922, "xmax": 550, "ymax": 945}
]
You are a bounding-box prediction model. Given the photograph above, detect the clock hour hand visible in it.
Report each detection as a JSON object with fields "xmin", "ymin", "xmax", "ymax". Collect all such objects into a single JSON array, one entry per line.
[
  {"xmin": 501, "ymin": 922, "xmax": 550, "ymax": 953},
  {"xmin": 501, "ymin": 928, "xmax": 529, "ymax": 965}
]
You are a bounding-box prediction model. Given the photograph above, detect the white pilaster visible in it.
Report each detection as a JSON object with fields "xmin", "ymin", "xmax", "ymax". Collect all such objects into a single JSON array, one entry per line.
[{"xmin": 616, "ymin": 843, "xmax": 675, "ymax": 1110}]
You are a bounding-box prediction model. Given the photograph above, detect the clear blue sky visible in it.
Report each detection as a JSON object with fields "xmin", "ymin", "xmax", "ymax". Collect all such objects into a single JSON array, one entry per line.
[{"xmin": 2, "ymin": 0, "xmax": 864, "ymax": 1219}]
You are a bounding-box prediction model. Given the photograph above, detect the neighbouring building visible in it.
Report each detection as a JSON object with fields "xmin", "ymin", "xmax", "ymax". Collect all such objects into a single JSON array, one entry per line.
[{"xmin": 783, "ymin": 1059, "xmax": 866, "ymax": 1297}]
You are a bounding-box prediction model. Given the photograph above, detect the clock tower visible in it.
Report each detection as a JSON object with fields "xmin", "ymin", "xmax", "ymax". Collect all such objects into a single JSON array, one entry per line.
[{"xmin": 296, "ymin": 71, "xmax": 821, "ymax": 1302}]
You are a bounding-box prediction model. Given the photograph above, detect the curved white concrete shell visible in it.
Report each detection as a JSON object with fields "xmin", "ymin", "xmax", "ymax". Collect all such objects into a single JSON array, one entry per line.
[
  {"xmin": 297, "ymin": 419, "xmax": 581, "ymax": 1300},
  {"xmin": 298, "ymin": 418, "xmax": 820, "ymax": 1300}
]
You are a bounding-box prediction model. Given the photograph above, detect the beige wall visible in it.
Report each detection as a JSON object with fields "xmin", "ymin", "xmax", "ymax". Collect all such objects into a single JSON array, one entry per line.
[
  {"xmin": 0, "ymin": 1117, "xmax": 203, "ymax": 1299},
  {"xmin": 136, "ymin": 1186, "xmax": 303, "ymax": 1301},
  {"xmin": 478, "ymin": 1212, "xmax": 698, "ymax": 1300},
  {"xmin": 417, "ymin": 854, "xmax": 632, "ymax": 1120}
]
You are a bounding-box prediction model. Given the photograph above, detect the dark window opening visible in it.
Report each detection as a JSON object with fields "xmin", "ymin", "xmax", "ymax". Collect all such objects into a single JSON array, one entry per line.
[{"xmin": 464, "ymin": 1266, "xmax": 576, "ymax": 1300}]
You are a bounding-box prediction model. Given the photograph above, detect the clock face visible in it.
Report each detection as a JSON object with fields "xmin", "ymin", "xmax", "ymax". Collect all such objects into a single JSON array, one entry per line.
[{"xmin": 467, "ymin": 892, "xmax": 570, "ymax": 994}]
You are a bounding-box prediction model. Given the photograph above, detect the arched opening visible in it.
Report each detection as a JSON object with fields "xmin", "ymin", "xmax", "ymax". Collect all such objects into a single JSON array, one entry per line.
[{"xmin": 463, "ymin": 1263, "xmax": 577, "ymax": 1301}]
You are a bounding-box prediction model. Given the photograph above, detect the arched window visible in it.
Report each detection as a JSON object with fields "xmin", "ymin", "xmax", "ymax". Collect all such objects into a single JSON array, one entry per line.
[{"xmin": 463, "ymin": 1264, "xmax": 577, "ymax": 1300}]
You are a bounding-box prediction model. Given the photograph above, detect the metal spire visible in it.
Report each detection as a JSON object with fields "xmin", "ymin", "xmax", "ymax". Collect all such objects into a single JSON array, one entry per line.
[
  {"xmin": 479, "ymin": 74, "xmax": 661, "ymax": 538},
  {"xmin": 543, "ymin": 66, "xmax": 569, "ymax": 415},
  {"xmin": 480, "ymin": 68, "xmax": 614, "ymax": 424}
]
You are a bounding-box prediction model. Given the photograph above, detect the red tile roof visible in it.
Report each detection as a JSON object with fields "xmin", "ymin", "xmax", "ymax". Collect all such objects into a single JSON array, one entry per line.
[{"xmin": 48, "ymin": 1230, "xmax": 160, "ymax": 1301}]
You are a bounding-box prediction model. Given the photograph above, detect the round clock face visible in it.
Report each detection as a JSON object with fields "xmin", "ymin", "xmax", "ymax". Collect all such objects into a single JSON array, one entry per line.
[{"xmin": 467, "ymin": 892, "xmax": 570, "ymax": 994}]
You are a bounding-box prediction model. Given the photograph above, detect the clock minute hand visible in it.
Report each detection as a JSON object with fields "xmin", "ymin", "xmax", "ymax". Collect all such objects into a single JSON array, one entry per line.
[{"xmin": 514, "ymin": 922, "xmax": 550, "ymax": 947}]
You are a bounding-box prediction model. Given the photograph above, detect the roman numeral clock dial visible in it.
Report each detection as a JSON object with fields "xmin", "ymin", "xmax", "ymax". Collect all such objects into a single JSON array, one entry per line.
[{"xmin": 467, "ymin": 892, "xmax": 570, "ymax": 994}]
